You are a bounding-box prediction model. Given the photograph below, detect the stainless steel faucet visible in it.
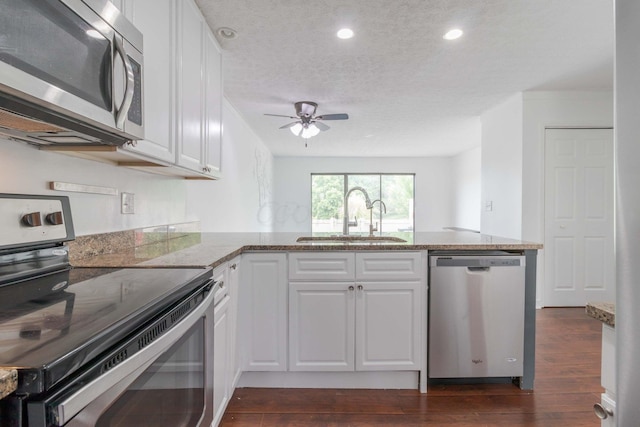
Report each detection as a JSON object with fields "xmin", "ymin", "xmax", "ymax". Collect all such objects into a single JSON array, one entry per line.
[
  {"xmin": 343, "ymin": 186, "xmax": 373, "ymax": 235},
  {"xmin": 369, "ymin": 199, "xmax": 387, "ymax": 236}
]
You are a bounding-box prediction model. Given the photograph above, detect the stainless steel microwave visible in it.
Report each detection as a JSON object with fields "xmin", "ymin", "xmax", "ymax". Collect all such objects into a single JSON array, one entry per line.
[{"xmin": 0, "ymin": 0, "xmax": 144, "ymax": 146}]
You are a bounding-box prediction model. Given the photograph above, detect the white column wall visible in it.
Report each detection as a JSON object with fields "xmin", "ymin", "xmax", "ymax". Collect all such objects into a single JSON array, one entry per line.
[
  {"xmin": 480, "ymin": 93, "xmax": 524, "ymax": 239},
  {"xmin": 615, "ymin": 0, "xmax": 640, "ymax": 424},
  {"xmin": 451, "ymin": 147, "xmax": 481, "ymax": 231}
]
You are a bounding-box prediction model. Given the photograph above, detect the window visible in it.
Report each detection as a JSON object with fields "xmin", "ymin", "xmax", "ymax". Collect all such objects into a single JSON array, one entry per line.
[{"xmin": 311, "ymin": 174, "xmax": 415, "ymax": 236}]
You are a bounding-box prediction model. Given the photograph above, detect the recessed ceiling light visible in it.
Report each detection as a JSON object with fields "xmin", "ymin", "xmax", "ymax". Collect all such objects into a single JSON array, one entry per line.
[
  {"xmin": 337, "ymin": 28, "xmax": 354, "ymax": 39},
  {"xmin": 217, "ymin": 27, "xmax": 238, "ymax": 40},
  {"xmin": 443, "ymin": 29, "xmax": 463, "ymax": 40}
]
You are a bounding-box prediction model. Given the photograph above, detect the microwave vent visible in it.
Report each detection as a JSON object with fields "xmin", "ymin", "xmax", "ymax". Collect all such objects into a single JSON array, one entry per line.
[{"xmin": 0, "ymin": 108, "xmax": 65, "ymax": 133}]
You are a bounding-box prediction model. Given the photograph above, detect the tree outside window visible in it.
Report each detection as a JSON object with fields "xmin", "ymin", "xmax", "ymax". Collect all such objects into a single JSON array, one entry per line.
[{"xmin": 311, "ymin": 174, "xmax": 414, "ymax": 236}]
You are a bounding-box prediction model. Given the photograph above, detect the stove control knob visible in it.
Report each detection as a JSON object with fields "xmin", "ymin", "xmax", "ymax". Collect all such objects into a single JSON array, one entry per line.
[
  {"xmin": 21, "ymin": 212, "xmax": 42, "ymax": 227},
  {"xmin": 45, "ymin": 211, "xmax": 64, "ymax": 225}
]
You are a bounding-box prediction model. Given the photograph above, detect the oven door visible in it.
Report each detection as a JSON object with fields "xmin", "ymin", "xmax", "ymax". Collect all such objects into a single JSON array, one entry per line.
[{"xmin": 28, "ymin": 284, "xmax": 216, "ymax": 427}]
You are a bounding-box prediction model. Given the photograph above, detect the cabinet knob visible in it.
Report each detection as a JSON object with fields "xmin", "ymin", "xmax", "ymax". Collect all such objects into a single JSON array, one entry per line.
[
  {"xmin": 218, "ymin": 281, "xmax": 224, "ymax": 288},
  {"xmin": 593, "ymin": 403, "xmax": 613, "ymax": 420},
  {"xmin": 357, "ymin": 285, "xmax": 364, "ymax": 291},
  {"xmin": 348, "ymin": 285, "xmax": 354, "ymax": 291},
  {"xmin": 230, "ymin": 263, "xmax": 237, "ymax": 270}
]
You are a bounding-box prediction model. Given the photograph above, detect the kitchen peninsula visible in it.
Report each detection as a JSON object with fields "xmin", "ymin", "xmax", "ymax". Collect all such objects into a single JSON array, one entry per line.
[{"xmin": 66, "ymin": 229, "xmax": 541, "ymax": 423}]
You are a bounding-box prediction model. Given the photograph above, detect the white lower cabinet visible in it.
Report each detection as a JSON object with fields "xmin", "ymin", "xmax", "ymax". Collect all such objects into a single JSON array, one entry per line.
[
  {"xmin": 595, "ymin": 324, "xmax": 616, "ymax": 426},
  {"xmin": 239, "ymin": 253, "xmax": 288, "ymax": 371},
  {"xmin": 213, "ymin": 292, "xmax": 230, "ymax": 426},
  {"xmin": 288, "ymin": 251, "xmax": 423, "ymax": 373},
  {"xmin": 211, "ymin": 257, "xmax": 241, "ymax": 427},
  {"xmin": 289, "ymin": 280, "xmax": 421, "ymax": 371},
  {"xmin": 356, "ymin": 281, "xmax": 421, "ymax": 370},
  {"xmin": 289, "ymin": 282, "xmax": 355, "ymax": 371}
]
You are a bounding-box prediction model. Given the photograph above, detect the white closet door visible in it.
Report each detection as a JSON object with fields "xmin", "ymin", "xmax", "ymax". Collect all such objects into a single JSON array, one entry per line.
[{"xmin": 544, "ymin": 128, "xmax": 614, "ymax": 306}]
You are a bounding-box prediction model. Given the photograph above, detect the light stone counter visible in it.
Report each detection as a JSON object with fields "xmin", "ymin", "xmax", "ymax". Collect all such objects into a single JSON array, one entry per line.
[
  {"xmin": 69, "ymin": 231, "xmax": 542, "ymax": 268},
  {"xmin": 0, "ymin": 368, "xmax": 17, "ymax": 400},
  {"xmin": 586, "ymin": 301, "xmax": 615, "ymax": 327}
]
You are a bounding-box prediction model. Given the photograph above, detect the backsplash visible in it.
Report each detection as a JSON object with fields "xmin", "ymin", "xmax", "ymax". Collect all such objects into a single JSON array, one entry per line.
[{"xmin": 67, "ymin": 222, "xmax": 200, "ymax": 262}]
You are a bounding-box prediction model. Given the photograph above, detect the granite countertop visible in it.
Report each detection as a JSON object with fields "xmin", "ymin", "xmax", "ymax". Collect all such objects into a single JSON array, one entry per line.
[
  {"xmin": 586, "ymin": 302, "xmax": 615, "ymax": 327},
  {"xmin": 0, "ymin": 369, "xmax": 17, "ymax": 400},
  {"xmin": 70, "ymin": 231, "xmax": 542, "ymax": 269}
]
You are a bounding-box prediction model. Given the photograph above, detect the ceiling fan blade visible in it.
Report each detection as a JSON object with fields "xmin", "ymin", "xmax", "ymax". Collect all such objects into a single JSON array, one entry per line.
[
  {"xmin": 265, "ymin": 113, "xmax": 298, "ymax": 119},
  {"xmin": 316, "ymin": 113, "xmax": 349, "ymax": 120},
  {"xmin": 279, "ymin": 121, "xmax": 300, "ymax": 129},
  {"xmin": 314, "ymin": 121, "xmax": 330, "ymax": 131}
]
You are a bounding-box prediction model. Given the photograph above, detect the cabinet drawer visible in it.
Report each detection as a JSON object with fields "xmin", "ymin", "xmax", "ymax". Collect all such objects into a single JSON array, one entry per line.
[
  {"xmin": 356, "ymin": 252, "xmax": 422, "ymax": 280},
  {"xmin": 289, "ymin": 252, "xmax": 355, "ymax": 280}
]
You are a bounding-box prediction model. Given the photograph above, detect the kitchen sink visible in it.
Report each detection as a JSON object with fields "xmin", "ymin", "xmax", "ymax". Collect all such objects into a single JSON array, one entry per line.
[{"xmin": 296, "ymin": 236, "xmax": 407, "ymax": 243}]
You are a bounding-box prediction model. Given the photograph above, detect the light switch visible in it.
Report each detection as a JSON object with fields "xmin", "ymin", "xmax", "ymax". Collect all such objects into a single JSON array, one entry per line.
[
  {"xmin": 121, "ymin": 192, "xmax": 135, "ymax": 214},
  {"xmin": 484, "ymin": 200, "xmax": 493, "ymax": 212}
]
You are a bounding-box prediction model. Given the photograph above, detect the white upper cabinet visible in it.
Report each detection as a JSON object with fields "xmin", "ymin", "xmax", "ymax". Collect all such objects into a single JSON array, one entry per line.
[
  {"xmin": 204, "ymin": 29, "xmax": 223, "ymax": 174},
  {"xmin": 176, "ymin": 0, "xmax": 205, "ymax": 172},
  {"xmin": 120, "ymin": 0, "xmax": 175, "ymax": 163},
  {"xmin": 175, "ymin": 0, "xmax": 222, "ymax": 178},
  {"xmin": 48, "ymin": 0, "xmax": 222, "ymax": 179}
]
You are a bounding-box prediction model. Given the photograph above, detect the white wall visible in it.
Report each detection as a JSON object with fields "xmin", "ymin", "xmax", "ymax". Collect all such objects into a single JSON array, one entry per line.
[
  {"xmin": 480, "ymin": 93, "xmax": 524, "ymax": 239},
  {"xmin": 272, "ymin": 156, "xmax": 453, "ymax": 233},
  {"xmin": 451, "ymin": 147, "xmax": 481, "ymax": 231},
  {"xmin": 614, "ymin": 0, "xmax": 640, "ymax": 423},
  {"xmin": 0, "ymin": 99, "xmax": 274, "ymax": 236},
  {"xmin": 0, "ymin": 139, "xmax": 189, "ymax": 235},
  {"xmin": 185, "ymin": 99, "xmax": 274, "ymax": 232},
  {"xmin": 521, "ymin": 91, "xmax": 613, "ymax": 244}
]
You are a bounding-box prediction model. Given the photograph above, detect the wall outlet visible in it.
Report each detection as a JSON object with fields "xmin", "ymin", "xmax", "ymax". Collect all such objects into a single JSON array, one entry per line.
[
  {"xmin": 121, "ymin": 192, "xmax": 135, "ymax": 214},
  {"xmin": 484, "ymin": 200, "xmax": 493, "ymax": 212}
]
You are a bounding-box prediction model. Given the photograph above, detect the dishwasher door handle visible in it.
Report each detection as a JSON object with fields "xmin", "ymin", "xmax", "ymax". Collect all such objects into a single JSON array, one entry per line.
[{"xmin": 467, "ymin": 266, "xmax": 490, "ymax": 272}]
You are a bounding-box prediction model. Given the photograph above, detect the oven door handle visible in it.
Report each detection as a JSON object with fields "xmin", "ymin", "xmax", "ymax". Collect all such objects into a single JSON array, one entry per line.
[{"xmin": 55, "ymin": 288, "xmax": 215, "ymax": 426}]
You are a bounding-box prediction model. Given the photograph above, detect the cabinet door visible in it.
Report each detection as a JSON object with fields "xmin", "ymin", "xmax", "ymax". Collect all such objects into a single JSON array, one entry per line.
[
  {"xmin": 213, "ymin": 294, "xmax": 230, "ymax": 426},
  {"xmin": 355, "ymin": 281, "xmax": 422, "ymax": 371},
  {"xmin": 289, "ymin": 282, "xmax": 355, "ymax": 371},
  {"xmin": 120, "ymin": 0, "xmax": 176, "ymax": 163},
  {"xmin": 240, "ymin": 253, "xmax": 287, "ymax": 371},
  {"xmin": 227, "ymin": 256, "xmax": 241, "ymax": 389},
  {"xmin": 176, "ymin": 0, "xmax": 205, "ymax": 172},
  {"xmin": 204, "ymin": 28, "xmax": 222, "ymax": 174}
]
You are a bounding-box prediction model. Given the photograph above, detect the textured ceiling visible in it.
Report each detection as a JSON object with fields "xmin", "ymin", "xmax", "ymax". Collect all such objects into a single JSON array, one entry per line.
[{"xmin": 196, "ymin": 0, "xmax": 614, "ymax": 157}]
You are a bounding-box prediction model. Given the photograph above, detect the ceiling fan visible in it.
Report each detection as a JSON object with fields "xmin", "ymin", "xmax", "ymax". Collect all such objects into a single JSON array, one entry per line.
[{"xmin": 264, "ymin": 101, "xmax": 349, "ymax": 139}]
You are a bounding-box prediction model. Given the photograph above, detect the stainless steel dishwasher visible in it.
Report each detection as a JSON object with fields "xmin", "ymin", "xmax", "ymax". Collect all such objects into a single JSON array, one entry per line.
[{"xmin": 429, "ymin": 252, "xmax": 526, "ymax": 379}]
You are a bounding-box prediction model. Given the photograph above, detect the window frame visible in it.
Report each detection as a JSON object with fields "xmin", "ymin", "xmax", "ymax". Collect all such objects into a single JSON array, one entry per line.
[{"xmin": 310, "ymin": 173, "xmax": 415, "ymax": 235}]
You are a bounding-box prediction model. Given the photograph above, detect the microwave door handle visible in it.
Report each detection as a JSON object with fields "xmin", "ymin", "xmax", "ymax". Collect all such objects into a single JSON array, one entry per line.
[{"xmin": 113, "ymin": 36, "xmax": 135, "ymax": 129}]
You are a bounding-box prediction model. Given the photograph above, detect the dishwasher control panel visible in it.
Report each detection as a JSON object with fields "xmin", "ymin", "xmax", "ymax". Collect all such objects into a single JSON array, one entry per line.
[{"xmin": 433, "ymin": 256, "xmax": 524, "ymax": 268}]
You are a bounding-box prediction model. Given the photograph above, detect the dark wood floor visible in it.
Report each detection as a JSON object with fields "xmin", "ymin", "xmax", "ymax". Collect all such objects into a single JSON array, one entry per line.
[{"xmin": 221, "ymin": 308, "xmax": 602, "ymax": 426}]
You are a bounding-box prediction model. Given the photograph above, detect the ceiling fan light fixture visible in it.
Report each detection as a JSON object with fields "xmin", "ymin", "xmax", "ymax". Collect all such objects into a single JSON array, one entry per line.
[
  {"xmin": 301, "ymin": 123, "xmax": 321, "ymax": 139},
  {"xmin": 289, "ymin": 123, "xmax": 303, "ymax": 136}
]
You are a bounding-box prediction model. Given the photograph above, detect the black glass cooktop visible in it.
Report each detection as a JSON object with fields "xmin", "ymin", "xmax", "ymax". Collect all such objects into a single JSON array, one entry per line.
[{"xmin": 0, "ymin": 266, "xmax": 212, "ymax": 394}]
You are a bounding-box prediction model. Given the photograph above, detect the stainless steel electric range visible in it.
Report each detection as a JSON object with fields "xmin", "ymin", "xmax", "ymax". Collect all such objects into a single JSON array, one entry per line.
[{"xmin": 0, "ymin": 194, "xmax": 216, "ymax": 427}]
